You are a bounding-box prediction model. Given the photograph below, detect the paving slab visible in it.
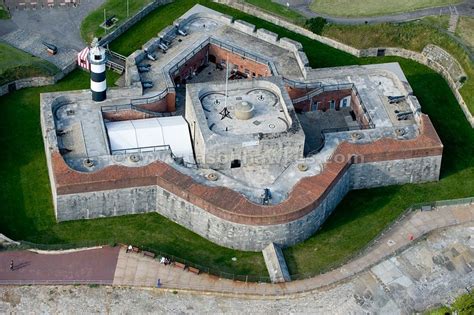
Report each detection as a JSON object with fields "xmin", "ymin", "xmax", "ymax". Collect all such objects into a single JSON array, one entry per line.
[{"xmin": 0, "ymin": 246, "xmax": 120, "ymax": 284}]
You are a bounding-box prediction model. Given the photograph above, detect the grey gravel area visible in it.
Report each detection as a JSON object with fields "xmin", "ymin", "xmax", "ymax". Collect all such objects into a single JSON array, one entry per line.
[{"xmin": 1, "ymin": 223, "xmax": 472, "ymax": 314}]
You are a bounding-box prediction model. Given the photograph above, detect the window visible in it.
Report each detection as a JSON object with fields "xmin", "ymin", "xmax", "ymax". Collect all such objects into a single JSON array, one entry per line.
[
  {"xmin": 341, "ymin": 98, "xmax": 348, "ymax": 108},
  {"xmin": 231, "ymin": 159, "xmax": 241, "ymax": 168}
]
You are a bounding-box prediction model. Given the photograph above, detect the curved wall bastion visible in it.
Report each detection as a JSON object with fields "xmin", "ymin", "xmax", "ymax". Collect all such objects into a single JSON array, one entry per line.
[{"xmin": 40, "ymin": 5, "xmax": 443, "ymax": 251}]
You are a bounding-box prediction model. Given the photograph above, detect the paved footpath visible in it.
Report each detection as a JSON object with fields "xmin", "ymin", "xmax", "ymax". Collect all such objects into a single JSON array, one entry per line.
[
  {"xmin": 273, "ymin": 0, "xmax": 474, "ymax": 24},
  {"xmin": 0, "ymin": 246, "xmax": 120, "ymax": 285},
  {"xmin": 1, "ymin": 221, "xmax": 472, "ymax": 313},
  {"xmin": 113, "ymin": 204, "xmax": 474, "ymax": 296},
  {"xmin": 0, "ymin": 204, "xmax": 473, "ymax": 295}
]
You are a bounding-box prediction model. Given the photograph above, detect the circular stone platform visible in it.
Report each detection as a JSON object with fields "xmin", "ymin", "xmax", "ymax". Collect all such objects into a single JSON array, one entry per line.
[{"xmin": 200, "ymin": 88, "xmax": 289, "ymax": 135}]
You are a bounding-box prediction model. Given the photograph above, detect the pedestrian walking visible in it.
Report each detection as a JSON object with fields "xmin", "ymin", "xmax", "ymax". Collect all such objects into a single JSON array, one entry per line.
[{"xmin": 9, "ymin": 260, "xmax": 13, "ymax": 271}]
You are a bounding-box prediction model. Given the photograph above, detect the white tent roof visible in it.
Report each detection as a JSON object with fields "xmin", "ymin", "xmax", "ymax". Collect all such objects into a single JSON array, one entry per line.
[{"xmin": 105, "ymin": 116, "xmax": 194, "ymax": 164}]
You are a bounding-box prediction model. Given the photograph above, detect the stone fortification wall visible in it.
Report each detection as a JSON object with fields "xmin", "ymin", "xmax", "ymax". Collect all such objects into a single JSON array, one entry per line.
[
  {"xmin": 48, "ymin": 113, "xmax": 443, "ymax": 251},
  {"xmin": 54, "ymin": 154, "xmax": 441, "ymax": 251}
]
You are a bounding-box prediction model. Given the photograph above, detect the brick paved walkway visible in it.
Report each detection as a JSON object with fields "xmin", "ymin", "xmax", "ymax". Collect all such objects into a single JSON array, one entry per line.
[
  {"xmin": 112, "ymin": 204, "xmax": 474, "ymax": 295},
  {"xmin": 0, "ymin": 246, "xmax": 120, "ymax": 285}
]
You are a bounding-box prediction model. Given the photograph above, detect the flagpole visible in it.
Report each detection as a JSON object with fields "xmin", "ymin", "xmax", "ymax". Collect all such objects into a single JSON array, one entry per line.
[{"xmin": 224, "ymin": 56, "xmax": 229, "ymax": 109}]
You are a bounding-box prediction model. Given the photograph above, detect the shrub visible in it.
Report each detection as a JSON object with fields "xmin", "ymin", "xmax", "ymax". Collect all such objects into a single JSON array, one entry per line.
[{"xmin": 305, "ymin": 17, "xmax": 327, "ymax": 35}]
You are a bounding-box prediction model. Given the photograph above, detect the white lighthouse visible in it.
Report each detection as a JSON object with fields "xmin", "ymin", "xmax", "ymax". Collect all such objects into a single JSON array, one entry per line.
[{"xmin": 89, "ymin": 38, "xmax": 107, "ymax": 102}]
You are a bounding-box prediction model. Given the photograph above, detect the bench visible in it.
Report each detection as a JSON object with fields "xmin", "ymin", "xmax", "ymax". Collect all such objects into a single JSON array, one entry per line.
[
  {"xmin": 174, "ymin": 262, "xmax": 186, "ymax": 270},
  {"xmin": 188, "ymin": 266, "xmax": 200, "ymax": 275},
  {"xmin": 143, "ymin": 251, "xmax": 155, "ymax": 258}
]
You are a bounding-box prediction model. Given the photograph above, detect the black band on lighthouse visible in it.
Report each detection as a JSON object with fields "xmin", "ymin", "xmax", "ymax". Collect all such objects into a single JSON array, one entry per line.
[
  {"xmin": 91, "ymin": 71, "xmax": 106, "ymax": 82},
  {"xmin": 92, "ymin": 90, "xmax": 106, "ymax": 102}
]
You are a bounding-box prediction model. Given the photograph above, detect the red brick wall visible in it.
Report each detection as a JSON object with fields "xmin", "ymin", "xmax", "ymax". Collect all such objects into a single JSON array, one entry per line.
[
  {"xmin": 311, "ymin": 89, "xmax": 351, "ymax": 111},
  {"xmin": 173, "ymin": 47, "xmax": 208, "ymax": 84},
  {"xmin": 208, "ymin": 44, "xmax": 271, "ymax": 78},
  {"xmin": 138, "ymin": 92, "xmax": 176, "ymax": 113},
  {"xmin": 350, "ymin": 92, "xmax": 370, "ymax": 127},
  {"xmin": 102, "ymin": 110, "xmax": 148, "ymax": 122},
  {"xmin": 287, "ymin": 88, "xmax": 351, "ymax": 112}
]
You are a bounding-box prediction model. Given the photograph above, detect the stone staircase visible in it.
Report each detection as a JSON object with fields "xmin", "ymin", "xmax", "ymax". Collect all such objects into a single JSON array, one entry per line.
[{"xmin": 262, "ymin": 243, "xmax": 291, "ymax": 283}]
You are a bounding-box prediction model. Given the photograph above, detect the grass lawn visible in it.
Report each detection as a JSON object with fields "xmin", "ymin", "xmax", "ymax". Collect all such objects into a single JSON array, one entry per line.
[
  {"xmin": 0, "ymin": 43, "xmax": 59, "ymax": 86},
  {"xmin": 309, "ymin": 0, "xmax": 461, "ymax": 18},
  {"xmin": 456, "ymin": 16, "xmax": 474, "ymax": 48},
  {"xmin": 426, "ymin": 291, "xmax": 474, "ymax": 314},
  {"xmin": 243, "ymin": 0, "xmax": 306, "ymax": 24},
  {"xmin": 80, "ymin": 0, "xmax": 153, "ymax": 44},
  {"xmin": 0, "ymin": 4, "xmax": 9, "ymax": 19},
  {"xmin": 1, "ymin": 0, "xmax": 474, "ymax": 278}
]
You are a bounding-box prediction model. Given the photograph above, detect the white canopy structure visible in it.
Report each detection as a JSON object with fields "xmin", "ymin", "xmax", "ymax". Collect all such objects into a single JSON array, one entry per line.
[{"xmin": 105, "ymin": 116, "xmax": 194, "ymax": 164}]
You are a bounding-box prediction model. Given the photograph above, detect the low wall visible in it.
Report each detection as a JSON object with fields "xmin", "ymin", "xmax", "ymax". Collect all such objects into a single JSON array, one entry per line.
[
  {"xmin": 218, "ymin": 0, "xmax": 474, "ymax": 128},
  {"xmin": 0, "ymin": 66, "xmax": 72, "ymax": 97}
]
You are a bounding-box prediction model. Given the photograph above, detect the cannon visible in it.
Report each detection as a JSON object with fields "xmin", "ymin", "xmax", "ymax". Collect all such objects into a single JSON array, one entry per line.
[
  {"xmin": 105, "ymin": 15, "xmax": 116, "ymax": 27},
  {"xmin": 177, "ymin": 28, "xmax": 188, "ymax": 36},
  {"xmin": 138, "ymin": 66, "xmax": 151, "ymax": 73},
  {"xmin": 146, "ymin": 53, "xmax": 156, "ymax": 61},
  {"xmin": 388, "ymin": 95, "xmax": 406, "ymax": 104},
  {"xmin": 396, "ymin": 111, "xmax": 412, "ymax": 121},
  {"xmin": 158, "ymin": 41, "xmax": 168, "ymax": 52},
  {"xmin": 42, "ymin": 41, "xmax": 57, "ymax": 55},
  {"xmin": 142, "ymin": 81, "xmax": 154, "ymax": 89}
]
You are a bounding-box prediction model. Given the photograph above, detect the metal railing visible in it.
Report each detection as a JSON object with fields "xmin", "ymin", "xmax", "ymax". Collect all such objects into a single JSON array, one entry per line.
[
  {"xmin": 284, "ymin": 78, "xmax": 323, "ymax": 89},
  {"xmin": 166, "ymin": 37, "xmax": 278, "ymax": 79},
  {"xmin": 291, "ymin": 82, "xmax": 353, "ymax": 104},
  {"xmin": 106, "ymin": 60, "xmax": 124, "ymax": 73},
  {"xmin": 130, "ymin": 87, "xmax": 174, "ymax": 106},
  {"xmin": 111, "ymin": 144, "xmax": 172, "ymax": 155}
]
